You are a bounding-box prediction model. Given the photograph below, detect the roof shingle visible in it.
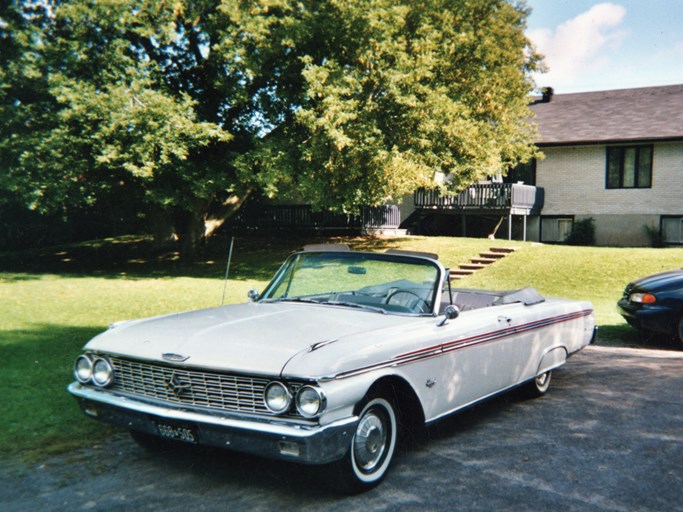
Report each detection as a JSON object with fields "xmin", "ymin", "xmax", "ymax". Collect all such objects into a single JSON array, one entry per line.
[{"xmin": 530, "ymin": 84, "xmax": 683, "ymax": 145}]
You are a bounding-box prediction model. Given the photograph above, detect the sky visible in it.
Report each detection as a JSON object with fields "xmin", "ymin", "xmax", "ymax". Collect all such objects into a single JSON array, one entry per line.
[{"xmin": 525, "ymin": 1, "xmax": 683, "ymax": 93}]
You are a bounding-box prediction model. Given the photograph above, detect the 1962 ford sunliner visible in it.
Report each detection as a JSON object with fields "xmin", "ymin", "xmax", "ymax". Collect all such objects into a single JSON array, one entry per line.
[{"xmin": 68, "ymin": 245, "xmax": 595, "ymax": 492}]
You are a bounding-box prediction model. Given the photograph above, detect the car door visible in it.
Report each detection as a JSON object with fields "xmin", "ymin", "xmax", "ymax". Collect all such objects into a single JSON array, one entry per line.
[{"xmin": 429, "ymin": 303, "xmax": 539, "ymax": 420}]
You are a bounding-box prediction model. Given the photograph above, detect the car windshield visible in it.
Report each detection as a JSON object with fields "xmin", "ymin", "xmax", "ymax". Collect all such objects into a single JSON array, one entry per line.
[{"xmin": 259, "ymin": 251, "xmax": 441, "ymax": 316}]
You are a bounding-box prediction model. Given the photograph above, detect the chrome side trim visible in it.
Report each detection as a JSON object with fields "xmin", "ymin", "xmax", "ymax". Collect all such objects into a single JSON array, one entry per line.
[
  {"xmin": 536, "ymin": 345, "xmax": 568, "ymax": 375},
  {"xmin": 329, "ymin": 309, "xmax": 594, "ymax": 381}
]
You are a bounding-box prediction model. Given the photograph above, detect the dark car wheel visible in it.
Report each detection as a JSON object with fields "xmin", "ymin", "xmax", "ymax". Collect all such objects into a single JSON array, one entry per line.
[
  {"xmin": 523, "ymin": 370, "xmax": 552, "ymax": 398},
  {"xmin": 677, "ymin": 316, "xmax": 683, "ymax": 344},
  {"xmin": 330, "ymin": 395, "xmax": 398, "ymax": 493}
]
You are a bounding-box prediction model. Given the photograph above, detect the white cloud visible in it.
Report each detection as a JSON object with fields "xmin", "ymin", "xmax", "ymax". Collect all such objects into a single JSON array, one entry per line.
[{"xmin": 529, "ymin": 3, "xmax": 628, "ymax": 87}]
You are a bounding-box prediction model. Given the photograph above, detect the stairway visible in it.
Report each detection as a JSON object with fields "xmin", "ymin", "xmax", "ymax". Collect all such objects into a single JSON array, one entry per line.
[{"xmin": 450, "ymin": 247, "xmax": 518, "ymax": 280}]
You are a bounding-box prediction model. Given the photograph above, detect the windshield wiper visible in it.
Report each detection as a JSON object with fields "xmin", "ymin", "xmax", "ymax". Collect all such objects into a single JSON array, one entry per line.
[
  {"xmin": 263, "ymin": 297, "xmax": 323, "ymax": 304},
  {"xmin": 325, "ymin": 301, "xmax": 387, "ymax": 314}
]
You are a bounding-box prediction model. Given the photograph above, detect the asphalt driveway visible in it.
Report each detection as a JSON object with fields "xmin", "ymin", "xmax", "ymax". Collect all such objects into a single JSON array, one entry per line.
[{"xmin": 3, "ymin": 345, "xmax": 683, "ymax": 512}]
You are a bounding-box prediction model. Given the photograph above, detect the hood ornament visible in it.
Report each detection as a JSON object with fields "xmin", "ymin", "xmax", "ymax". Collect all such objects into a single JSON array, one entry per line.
[{"xmin": 162, "ymin": 353, "xmax": 190, "ymax": 362}]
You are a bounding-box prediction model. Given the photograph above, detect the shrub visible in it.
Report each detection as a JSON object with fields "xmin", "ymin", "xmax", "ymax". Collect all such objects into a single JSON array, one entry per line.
[
  {"xmin": 565, "ymin": 217, "xmax": 595, "ymax": 246},
  {"xmin": 643, "ymin": 224, "xmax": 665, "ymax": 248}
]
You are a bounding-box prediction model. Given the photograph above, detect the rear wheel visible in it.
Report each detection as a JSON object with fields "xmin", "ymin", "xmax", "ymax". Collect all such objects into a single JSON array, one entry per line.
[
  {"xmin": 330, "ymin": 396, "xmax": 398, "ymax": 493},
  {"xmin": 523, "ymin": 370, "xmax": 552, "ymax": 398}
]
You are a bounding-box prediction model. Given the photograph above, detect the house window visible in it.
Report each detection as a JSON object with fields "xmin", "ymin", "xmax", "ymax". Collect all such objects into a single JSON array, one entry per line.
[
  {"xmin": 504, "ymin": 159, "xmax": 536, "ymax": 185},
  {"xmin": 541, "ymin": 216, "xmax": 573, "ymax": 243},
  {"xmin": 661, "ymin": 217, "xmax": 683, "ymax": 244},
  {"xmin": 606, "ymin": 145, "xmax": 652, "ymax": 189}
]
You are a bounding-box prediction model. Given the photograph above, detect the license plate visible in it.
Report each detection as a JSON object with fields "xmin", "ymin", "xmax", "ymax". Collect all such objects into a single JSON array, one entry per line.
[{"xmin": 156, "ymin": 421, "xmax": 199, "ymax": 444}]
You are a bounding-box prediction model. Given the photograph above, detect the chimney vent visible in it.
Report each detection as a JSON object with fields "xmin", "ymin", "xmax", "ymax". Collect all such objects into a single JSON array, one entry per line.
[{"xmin": 541, "ymin": 87, "xmax": 554, "ymax": 103}]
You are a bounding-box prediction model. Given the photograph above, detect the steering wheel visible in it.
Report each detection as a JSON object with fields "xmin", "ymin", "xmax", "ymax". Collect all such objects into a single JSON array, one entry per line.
[{"xmin": 385, "ymin": 290, "xmax": 430, "ymax": 314}]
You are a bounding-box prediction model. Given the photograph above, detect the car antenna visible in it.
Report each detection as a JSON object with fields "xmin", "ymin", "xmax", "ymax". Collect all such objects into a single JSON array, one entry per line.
[{"xmin": 221, "ymin": 236, "xmax": 235, "ymax": 305}]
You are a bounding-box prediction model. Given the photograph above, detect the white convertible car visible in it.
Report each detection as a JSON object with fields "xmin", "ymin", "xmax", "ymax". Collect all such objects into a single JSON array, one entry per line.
[{"xmin": 68, "ymin": 245, "xmax": 595, "ymax": 492}]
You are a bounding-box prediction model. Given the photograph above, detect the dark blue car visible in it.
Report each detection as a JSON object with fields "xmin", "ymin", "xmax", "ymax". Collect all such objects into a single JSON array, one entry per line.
[{"xmin": 617, "ymin": 269, "xmax": 683, "ymax": 343}]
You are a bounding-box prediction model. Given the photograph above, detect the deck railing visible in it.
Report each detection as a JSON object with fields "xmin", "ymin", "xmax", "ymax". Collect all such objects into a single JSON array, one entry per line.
[
  {"xmin": 229, "ymin": 204, "xmax": 401, "ymax": 230},
  {"xmin": 414, "ymin": 183, "xmax": 543, "ymax": 212}
]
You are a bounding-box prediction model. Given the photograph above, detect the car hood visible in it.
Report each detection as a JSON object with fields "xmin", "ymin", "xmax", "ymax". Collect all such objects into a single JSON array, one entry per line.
[
  {"xmin": 629, "ymin": 269, "xmax": 683, "ymax": 291},
  {"xmin": 85, "ymin": 302, "xmax": 415, "ymax": 377}
]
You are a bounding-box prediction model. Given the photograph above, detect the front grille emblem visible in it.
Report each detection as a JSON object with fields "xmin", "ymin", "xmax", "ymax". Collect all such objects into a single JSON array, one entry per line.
[
  {"xmin": 162, "ymin": 353, "xmax": 190, "ymax": 362},
  {"xmin": 166, "ymin": 373, "xmax": 191, "ymax": 398}
]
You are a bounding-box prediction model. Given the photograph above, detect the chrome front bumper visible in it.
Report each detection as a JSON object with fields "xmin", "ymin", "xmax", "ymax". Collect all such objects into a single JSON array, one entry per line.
[{"xmin": 68, "ymin": 382, "xmax": 357, "ymax": 465}]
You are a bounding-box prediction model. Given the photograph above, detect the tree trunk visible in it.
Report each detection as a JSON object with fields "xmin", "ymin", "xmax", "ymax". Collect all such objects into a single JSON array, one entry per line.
[
  {"xmin": 205, "ymin": 191, "xmax": 252, "ymax": 238},
  {"xmin": 173, "ymin": 193, "xmax": 252, "ymax": 261},
  {"xmin": 147, "ymin": 208, "xmax": 176, "ymax": 250},
  {"xmin": 176, "ymin": 206, "xmax": 207, "ymax": 261}
]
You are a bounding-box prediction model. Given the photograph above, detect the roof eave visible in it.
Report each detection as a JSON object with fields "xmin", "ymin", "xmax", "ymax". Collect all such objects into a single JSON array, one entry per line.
[{"xmin": 535, "ymin": 136, "xmax": 683, "ymax": 148}]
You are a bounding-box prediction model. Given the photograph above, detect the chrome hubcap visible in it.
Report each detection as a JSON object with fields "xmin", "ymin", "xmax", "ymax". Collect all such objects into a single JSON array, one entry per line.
[{"xmin": 354, "ymin": 411, "xmax": 387, "ymax": 472}]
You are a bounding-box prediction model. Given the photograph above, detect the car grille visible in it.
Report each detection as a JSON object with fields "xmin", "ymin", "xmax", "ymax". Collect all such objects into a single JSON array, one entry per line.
[{"xmin": 108, "ymin": 357, "xmax": 281, "ymax": 416}]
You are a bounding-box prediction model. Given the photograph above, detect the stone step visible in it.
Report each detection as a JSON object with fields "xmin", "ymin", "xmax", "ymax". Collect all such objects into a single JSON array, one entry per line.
[
  {"xmin": 459, "ymin": 263, "xmax": 488, "ymax": 271},
  {"xmin": 450, "ymin": 268, "xmax": 475, "ymax": 277},
  {"xmin": 490, "ymin": 247, "xmax": 519, "ymax": 254},
  {"xmin": 470, "ymin": 257, "xmax": 497, "ymax": 265},
  {"xmin": 448, "ymin": 247, "xmax": 521, "ymax": 280},
  {"xmin": 479, "ymin": 251, "xmax": 506, "ymax": 259}
]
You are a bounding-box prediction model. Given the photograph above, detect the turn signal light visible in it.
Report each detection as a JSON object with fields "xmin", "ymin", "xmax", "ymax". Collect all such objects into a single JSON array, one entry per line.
[{"xmin": 630, "ymin": 292, "xmax": 656, "ymax": 304}]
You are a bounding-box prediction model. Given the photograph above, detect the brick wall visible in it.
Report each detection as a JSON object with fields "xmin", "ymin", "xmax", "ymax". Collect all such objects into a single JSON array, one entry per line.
[{"xmin": 535, "ymin": 141, "xmax": 683, "ymax": 245}]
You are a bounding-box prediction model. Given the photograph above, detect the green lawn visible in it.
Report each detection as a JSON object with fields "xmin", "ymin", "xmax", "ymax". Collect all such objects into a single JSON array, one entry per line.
[{"xmin": 2, "ymin": 234, "xmax": 682, "ymax": 462}]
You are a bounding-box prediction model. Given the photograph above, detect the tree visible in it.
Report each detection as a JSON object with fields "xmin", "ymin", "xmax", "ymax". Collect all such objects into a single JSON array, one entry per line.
[{"xmin": 0, "ymin": 0, "xmax": 542, "ymax": 257}]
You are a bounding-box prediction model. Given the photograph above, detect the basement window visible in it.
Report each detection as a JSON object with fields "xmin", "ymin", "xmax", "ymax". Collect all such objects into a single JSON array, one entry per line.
[
  {"xmin": 662, "ymin": 217, "xmax": 683, "ymax": 244},
  {"xmin": 540, "ymin": 216, "xmax": 573, "ymax": 243}
]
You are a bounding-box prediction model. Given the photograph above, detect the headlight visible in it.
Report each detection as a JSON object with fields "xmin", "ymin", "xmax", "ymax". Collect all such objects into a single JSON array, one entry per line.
[
  {"xmin": 295, "ymin": 385, "xmax": 326, "ymax": 418},
  {"xmin": 92, "ymin": 357, "xmax": 114, "ymax": 387},
  {"xmin": 264, "ymin": 382, "xmax": 292, "ymax": 414},
  {"xmin": 74, "ymin": 355, "xmax": 93, "ymax": 383},
  {"xmin": 630, "ymin": 292, "xmax": 656, "ymax": 304}
]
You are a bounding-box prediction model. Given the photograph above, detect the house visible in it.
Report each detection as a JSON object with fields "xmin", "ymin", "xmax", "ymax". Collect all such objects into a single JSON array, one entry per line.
[
  {"xmin": 527, "ymin": 84, "xmax": 683, "ymax": 246},
  {"xmin": 232, "ymin": 84, "xmax": 683, "ymax": 246},
  {"xmin": 407, "ymin": 84, "xmax": 683, "ymax": 246}
]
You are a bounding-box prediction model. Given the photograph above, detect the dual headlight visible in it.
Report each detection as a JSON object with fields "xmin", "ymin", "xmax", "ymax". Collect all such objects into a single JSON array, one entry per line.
[
  {"xmin": 264, "ymin": 382, "xmax": 326, "ymax": 418},
  {"xmin": 74, "ymin": 354, "xmax": 114, "ymax": 387}
]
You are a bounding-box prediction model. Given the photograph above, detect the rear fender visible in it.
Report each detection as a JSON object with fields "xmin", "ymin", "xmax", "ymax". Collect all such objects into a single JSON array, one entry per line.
[{"xmin": 536, "ymin": 345, "xmax": 568, "ymax": 375}]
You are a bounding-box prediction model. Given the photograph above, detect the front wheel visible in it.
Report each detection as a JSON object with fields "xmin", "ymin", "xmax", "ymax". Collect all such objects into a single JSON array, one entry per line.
[
  {"xmin": 676, "ymin": 316, "xmax": 683, "ymax": 344},
  {"xmin": 523, "ymin": 370, "xmax": 552, "ymax": 398},
  {"xmin": 330, "ymin": 396, "xmax": 398, "ymax": 493}
]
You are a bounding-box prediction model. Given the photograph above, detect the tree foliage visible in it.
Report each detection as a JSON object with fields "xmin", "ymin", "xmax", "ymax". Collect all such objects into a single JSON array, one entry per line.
[{"xmin": 0, "ymin": 0, "xmax": 542, "ymax": 256}]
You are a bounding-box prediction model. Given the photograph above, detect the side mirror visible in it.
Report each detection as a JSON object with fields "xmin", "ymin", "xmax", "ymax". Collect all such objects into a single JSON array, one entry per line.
[
  {"xmin": 444, "ymin": 304, "xmax": 460, "ymax": 320},
  {"xmin": 247, "ymin": 289, "xmax": 260, "ymax": 302},
  {"xmin": 438, "ymin": 304, "xmax": 460, "ymax": 326}
]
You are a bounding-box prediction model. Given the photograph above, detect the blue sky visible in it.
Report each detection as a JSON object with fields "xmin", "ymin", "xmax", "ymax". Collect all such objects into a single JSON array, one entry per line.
[{"xmin": 525, "ymin": 1, "xmax": 683, "ymax": 93}]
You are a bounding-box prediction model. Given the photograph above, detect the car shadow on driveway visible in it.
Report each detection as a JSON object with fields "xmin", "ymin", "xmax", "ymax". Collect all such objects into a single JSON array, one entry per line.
[{"xmin": 4, "ymin": 346, "xmax": 683, "ymax": 512}]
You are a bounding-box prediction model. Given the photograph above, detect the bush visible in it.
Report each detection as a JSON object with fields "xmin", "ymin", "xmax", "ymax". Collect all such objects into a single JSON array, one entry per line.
[
  {"xmin": 643, "ymin": 224, "xmax": 665, "ymax": 248},
  {"xmin": 565, "ymin": 217, "xmax": 595, "ymax": 246}
]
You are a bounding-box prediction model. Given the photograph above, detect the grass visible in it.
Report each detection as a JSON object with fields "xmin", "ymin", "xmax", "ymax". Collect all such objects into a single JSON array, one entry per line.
[{"xmin": 2, "ymin": 234, "xmax": 682, "ymax": 463}]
